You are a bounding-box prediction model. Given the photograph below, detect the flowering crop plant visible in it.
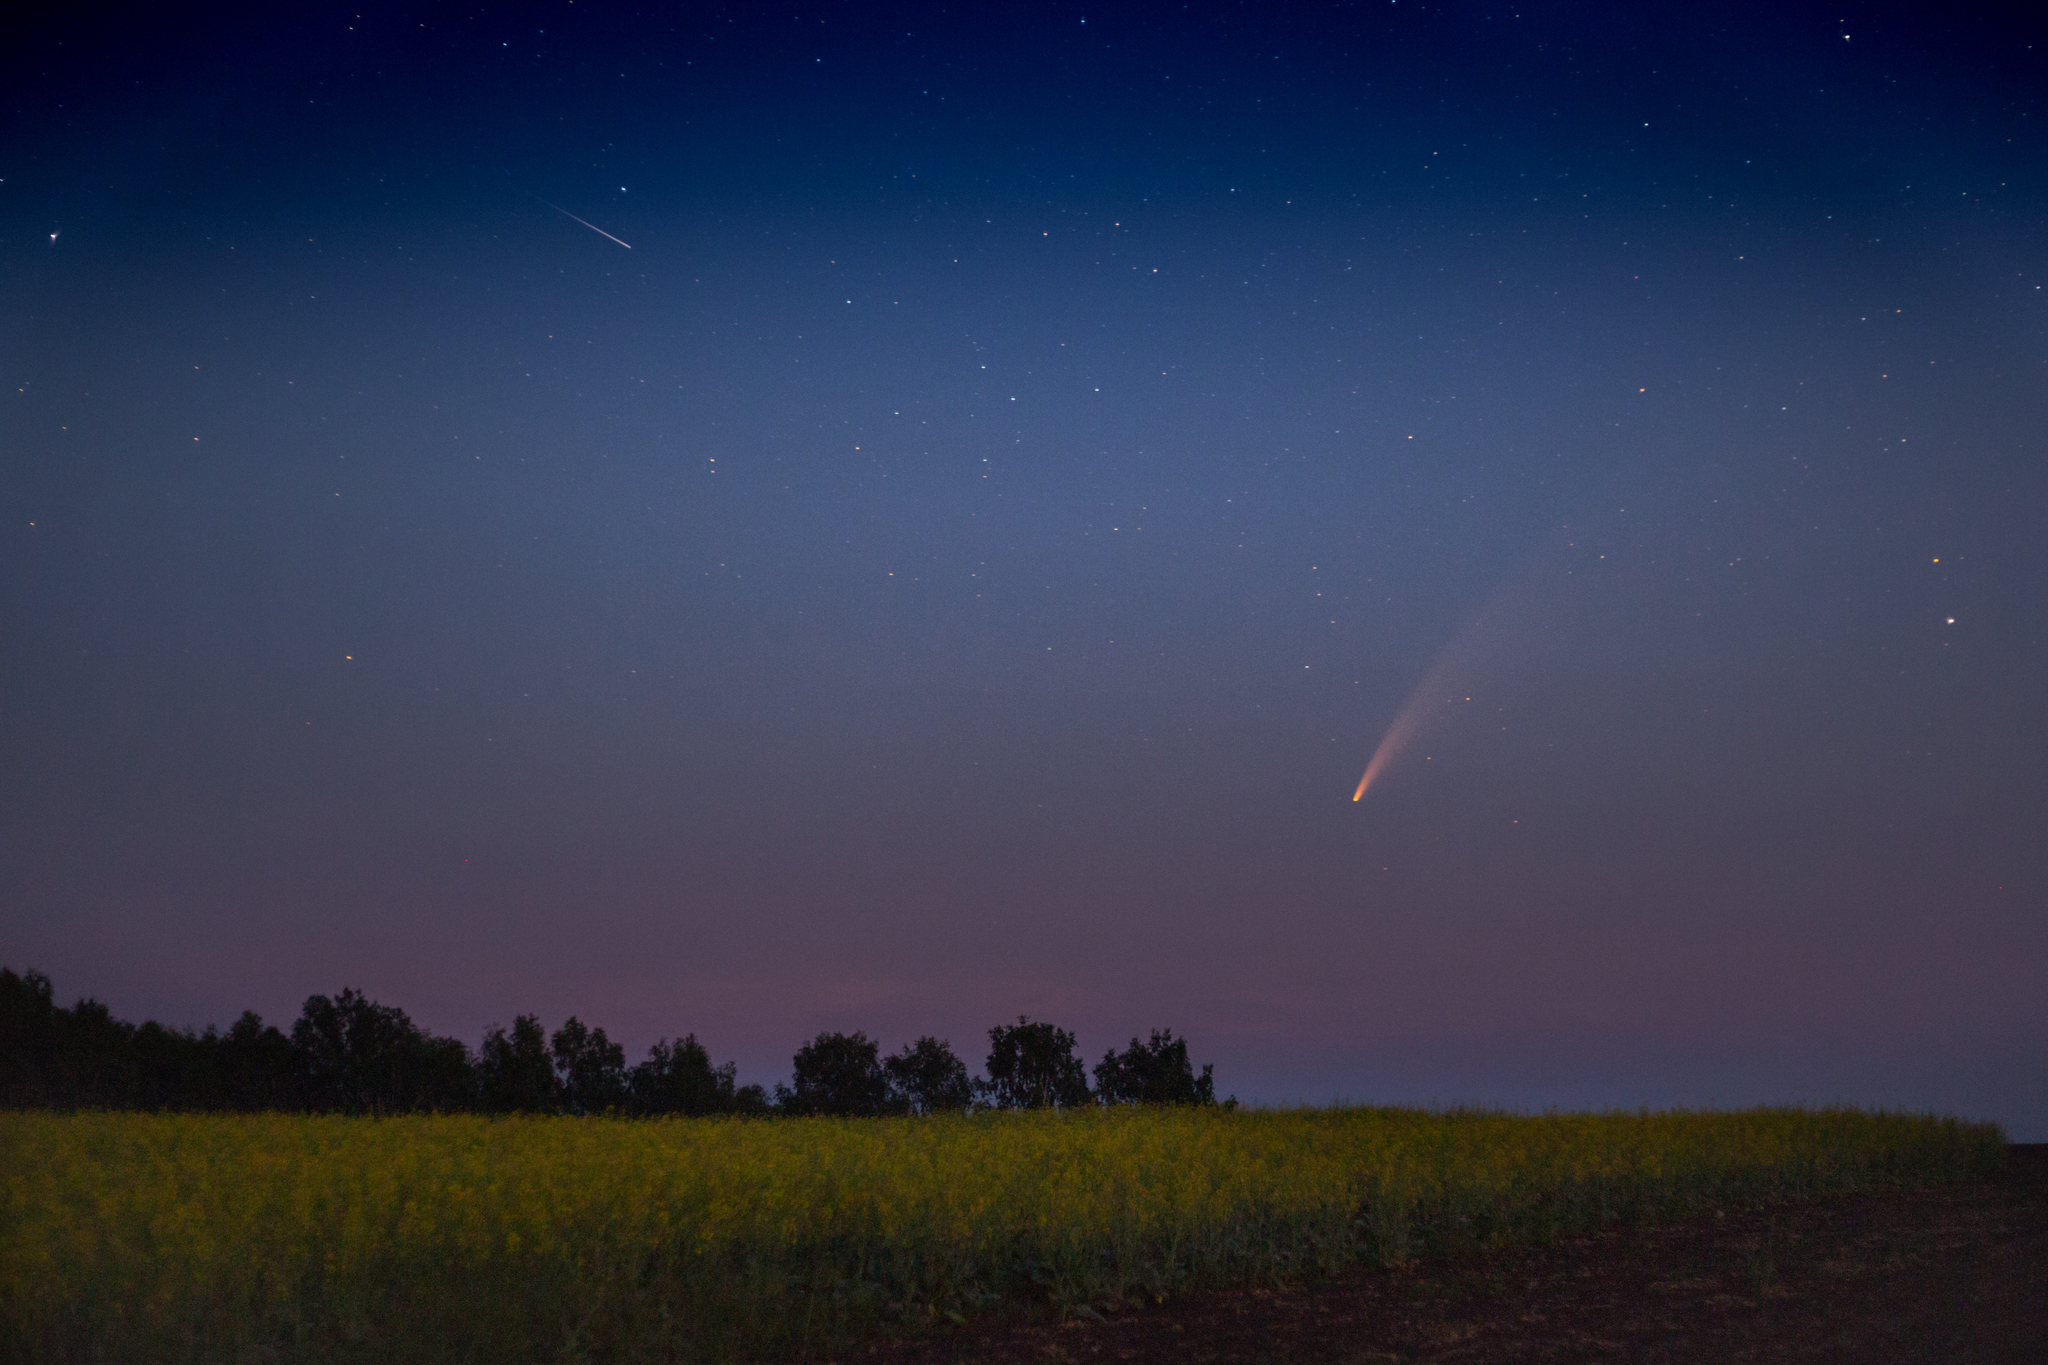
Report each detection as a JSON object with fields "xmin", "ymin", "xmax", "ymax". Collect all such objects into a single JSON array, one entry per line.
[{"xmin": 0, "ymin": 1106, "xmax": 2003, "ymax": 1363}]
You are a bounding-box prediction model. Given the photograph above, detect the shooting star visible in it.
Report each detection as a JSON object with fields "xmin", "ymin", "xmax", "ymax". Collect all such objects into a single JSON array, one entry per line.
[{"xmin": 539, "ymin": 199, "xmax": 631, "ymax": 250}]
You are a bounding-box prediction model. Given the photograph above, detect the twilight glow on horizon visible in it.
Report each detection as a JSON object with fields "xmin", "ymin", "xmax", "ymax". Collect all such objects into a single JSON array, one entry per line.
[{"xmin": 3, "ymin": 1, "xmax": 2043, "ymax": 1136}]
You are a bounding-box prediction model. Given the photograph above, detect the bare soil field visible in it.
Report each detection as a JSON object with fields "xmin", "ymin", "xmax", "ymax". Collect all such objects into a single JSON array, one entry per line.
[{"xmin": 869, "ymin": 1144, "xmax": 2047, "ymax": 1365}]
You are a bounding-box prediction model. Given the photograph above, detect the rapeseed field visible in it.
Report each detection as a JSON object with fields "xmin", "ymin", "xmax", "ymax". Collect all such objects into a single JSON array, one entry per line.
[{"xmin": 0, "ymin": 1106, "xmax": 2002, "ymax": 1363}]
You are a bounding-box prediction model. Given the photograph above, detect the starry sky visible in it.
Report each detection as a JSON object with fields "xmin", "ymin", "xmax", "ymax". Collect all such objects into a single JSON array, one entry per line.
[{"xmin": 4, "ymin": 2, "xmax": 2044, "ymax": 1135}]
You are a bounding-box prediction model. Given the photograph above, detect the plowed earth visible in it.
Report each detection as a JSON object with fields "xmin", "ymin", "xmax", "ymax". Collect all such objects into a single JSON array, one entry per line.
[{"xmin": 862, "ymin": 1145, "xmax": 2047, "ymax": 1365}]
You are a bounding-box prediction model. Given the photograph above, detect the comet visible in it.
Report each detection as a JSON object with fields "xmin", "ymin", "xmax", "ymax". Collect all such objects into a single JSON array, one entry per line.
[
  {"xmin": 1349, "ymin": 528, "xmax": 1598, "ymax": 803},
  {"xmin": 539, "ymin": 199, "xmax": 632, "ymax": 249},
  {"xmin": 1351, "ymin": 687, "xmax": 1437, "ymax": 800},
  {"xmin": 1349, "ymin": 571, "xmax": 1524, "ymax": 802}
]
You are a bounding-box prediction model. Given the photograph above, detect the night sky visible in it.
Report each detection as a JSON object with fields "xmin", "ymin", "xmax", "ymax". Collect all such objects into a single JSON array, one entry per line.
[{"xmin": 5, "ymin": 3, "xmax": 2044, "ymax": 1136}]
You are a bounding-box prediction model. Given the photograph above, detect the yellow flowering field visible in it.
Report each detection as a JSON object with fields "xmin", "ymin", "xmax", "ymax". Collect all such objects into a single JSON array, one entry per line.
[{"xmin": 0, "ymin": 1106, "xmax": 2003, "ymax": 1363}]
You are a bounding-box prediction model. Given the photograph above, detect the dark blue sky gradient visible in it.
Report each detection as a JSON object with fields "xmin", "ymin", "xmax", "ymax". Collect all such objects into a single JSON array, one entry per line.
[{"xmin": 5, "ymin": 2, "xmax": 2044, "ymax": 1134}]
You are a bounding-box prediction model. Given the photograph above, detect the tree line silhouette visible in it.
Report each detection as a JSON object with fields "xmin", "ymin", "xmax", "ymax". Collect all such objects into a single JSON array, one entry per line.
[{"xmin": 0, "ymin": 967, "xmax": 1220, "ymax": 1116}]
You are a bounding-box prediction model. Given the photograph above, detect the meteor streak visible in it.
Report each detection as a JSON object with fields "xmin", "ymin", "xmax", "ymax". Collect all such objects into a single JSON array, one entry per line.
[{"xmin": 539, "ymin": 200, "xmax": 632, "ymax": 249}]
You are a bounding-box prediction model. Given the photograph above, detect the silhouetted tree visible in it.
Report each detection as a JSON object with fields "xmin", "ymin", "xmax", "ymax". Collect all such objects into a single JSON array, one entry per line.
[
  {"xmin": 2, "ymin": 967, "xmax": 775, "ymax": 1119},
  {"xmin": 0, "ymin": 968, "xmax": 64, "ymax": 1106},
  {"xmin": 884, "ymin": 1036, "xmax": 975, "ymax": 1115},
  {"xmin": 780, "ymin": 1030, "xmax": 890, "ymax": 1116},
  {"xmin": 414, "ymin": 1037, "xmax": 476, "ymax": 1110},
  {"xmin": 54, "ymin": 995, "xmax": 143, "ymax": 1109},
  {"xmin": 132, "ymin": 1019, "xmax": 213, "ymax": 1110},
  {"xmin": 291, "ymin": 989, "xmax": 475, "ymax": 1115},
  {"xmin": 630, "ymin": 1034, "xmax": 739, "ymax": 1116},
  {"xmin": 982, "ymin": 1017, "xmax": 1091, "ymax": 1110},
  {"xmin": 1093, "ymin": 1029, "xmax": 1216, "ymax": 1106},
  {"xmin": 551, "ymin": 1016, "xmax": 627, "ymax": 1115},
  {"xmin": 1, "ymin": 970, "xmax": 309, "ymax": 1112},
  {"xmin": 478, "ymin": 1015, "xmax": 560, "ymax": 1113},
  {"xmin": 219, "ymin": 1011, "xmax": 300, "ymax": 1110}
]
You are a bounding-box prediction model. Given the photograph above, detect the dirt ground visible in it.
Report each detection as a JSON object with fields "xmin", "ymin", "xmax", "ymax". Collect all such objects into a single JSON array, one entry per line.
[{"xmin": 864, "ymin": 1144, "xmax": 2048, "ymax": 1365}]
